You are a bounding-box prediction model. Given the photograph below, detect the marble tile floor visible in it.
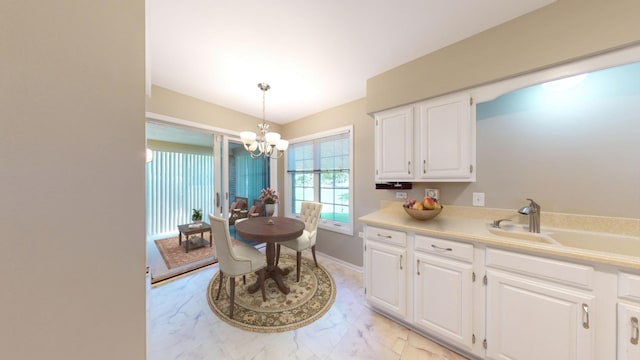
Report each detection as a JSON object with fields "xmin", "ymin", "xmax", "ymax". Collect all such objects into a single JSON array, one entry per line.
[{"xmin": 147, "ymin": 248, "xmax": 469, "ymax": 360}]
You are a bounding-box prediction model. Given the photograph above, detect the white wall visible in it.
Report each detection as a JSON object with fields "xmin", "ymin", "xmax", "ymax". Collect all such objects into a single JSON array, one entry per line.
[{"xmin": 0, "ymin": 2, "xmax": 146, "ymax": 359}]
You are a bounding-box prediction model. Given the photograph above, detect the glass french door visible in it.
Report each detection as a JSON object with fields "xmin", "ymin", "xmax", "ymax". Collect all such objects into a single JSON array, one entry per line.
[
  {"xmin": 214, "ymin": 135, "xmax": 270, "ymax": 222},
  {"xmin": 145, "ymin": 120, "xmax": 275, "ymax": 240}
]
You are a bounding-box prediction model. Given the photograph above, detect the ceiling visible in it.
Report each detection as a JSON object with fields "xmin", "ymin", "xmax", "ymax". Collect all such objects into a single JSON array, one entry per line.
[{"xmin": 148, "ymin": 0, "xmax": 556, "ymax": 124}]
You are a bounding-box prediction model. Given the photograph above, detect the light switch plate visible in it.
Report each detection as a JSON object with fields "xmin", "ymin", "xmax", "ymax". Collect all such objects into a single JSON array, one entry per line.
[{"xmin": 473, "ymin": 192, "xmax": 485, "ymax": 207}]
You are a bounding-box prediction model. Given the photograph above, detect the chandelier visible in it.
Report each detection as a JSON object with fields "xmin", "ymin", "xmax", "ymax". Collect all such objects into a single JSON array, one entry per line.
[{"xmin": 239, "ymin": 83, "xmax": 289, "ymax": 159}]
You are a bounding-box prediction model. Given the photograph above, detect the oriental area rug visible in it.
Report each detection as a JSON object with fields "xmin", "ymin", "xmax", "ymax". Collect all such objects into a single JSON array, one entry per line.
[
  {"xmin": 207, "ymin": 254, "xmax": 336, "ymax": 332},
  {"xmin": 151, "ymin": 236, "xmax": 217, "ymax": 284}
]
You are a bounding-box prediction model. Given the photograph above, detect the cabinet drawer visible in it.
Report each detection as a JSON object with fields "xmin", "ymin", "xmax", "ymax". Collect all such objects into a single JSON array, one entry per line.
[
  {"xmin": 365, "ymin": 226, "xmax": 406, "ymax": 247},
  {"xmin": 486, "ymin": 248, "xmax": 594, "ymax": 290},
  {"xmin": 619, "ymin": 272, "xmax": 640, "ymax": 301},
  {"xmin": 415, "ymin": 235, "xmax": 473, "ymax": 262}
]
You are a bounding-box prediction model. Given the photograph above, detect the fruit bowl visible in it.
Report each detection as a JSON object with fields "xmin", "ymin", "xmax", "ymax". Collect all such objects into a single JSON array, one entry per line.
[{"xmin": 403, "ymin": 206, "xmax": 443, "ymax": 221}]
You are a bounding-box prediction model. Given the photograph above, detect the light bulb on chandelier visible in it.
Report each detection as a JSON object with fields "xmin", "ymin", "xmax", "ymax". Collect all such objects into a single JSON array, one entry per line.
[{"xmin": 239, "ymin": 83, "xmax": 289, "ymax": 159}]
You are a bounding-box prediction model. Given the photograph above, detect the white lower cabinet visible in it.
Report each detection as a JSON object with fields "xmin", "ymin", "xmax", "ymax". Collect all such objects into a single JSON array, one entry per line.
[
  {"xmin": 414, "ymin": 251, "xmax": 474, "ymax": 351},
  {"xmin": 617, "ymin": 303, "xmax": 640, "ymax": 359},
  {"xmin": 362, "ymin": 224, "xmax": 633, "ymax": 360},
  {"xmin": 617, "ymin": 272, "xmax": 640, "ymax": 359},
  {"xmin": 364, "ymin": 226, "xmax": 407, "ymax": 319},
  {"xmin": 485, "ymin": 269, "xmax": 594, "ymax": 360}
]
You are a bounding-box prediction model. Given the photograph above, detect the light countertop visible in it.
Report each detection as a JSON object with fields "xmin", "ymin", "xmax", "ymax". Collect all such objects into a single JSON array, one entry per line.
[{"xmin": 359, "ymin": 203, "xmax": 640, "ymax": 270}]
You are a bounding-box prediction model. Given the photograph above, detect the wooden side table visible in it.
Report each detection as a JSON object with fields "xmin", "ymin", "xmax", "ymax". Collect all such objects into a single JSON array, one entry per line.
[{"xmin": 177, "ymin": 222, "xmax": 212, "ymax": 253}]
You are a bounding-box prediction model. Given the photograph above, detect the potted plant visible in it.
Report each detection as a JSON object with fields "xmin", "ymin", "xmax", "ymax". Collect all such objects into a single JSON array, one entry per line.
[
  {"xmin": 259, "ymin": 188, "xmax": 279, "ymax": 216},
  {"xmin": 192, "ymin": 208, "xmax": 203, "ymax": 223}
]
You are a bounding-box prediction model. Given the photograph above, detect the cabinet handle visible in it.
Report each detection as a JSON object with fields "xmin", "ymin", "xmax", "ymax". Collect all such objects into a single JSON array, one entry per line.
[
  {"xmin": 376, "ymin": 233, "xmax": 392, "ymax": 238},
  {"xmin": 408, "ymin": 161, "xmax": 411, "ymax": 175},
  {"xmin": 582, "ymin": 303, "xmax": 590, "ymax": 329},
  {"xmin": 399, "ymin": 255, "xmax": 403, "ymax": 270},
  {"xmin": 632, "ymin": 317, "xmax": 639, "ymax": 345},
  {"xmin": 423, "ymin": 159, "xmax": 426, "ymax": 174},
  {"xmin": 417, "ymin": 259, "xmax": 420, "ymax": 275},
  {"xmin": 431, "ymin": 244, "xmax": 453, "ymax": 251}
]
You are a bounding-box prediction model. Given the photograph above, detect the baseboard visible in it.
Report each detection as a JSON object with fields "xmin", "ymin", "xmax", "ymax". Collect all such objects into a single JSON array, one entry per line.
[{"xmin": 316, "ymin": 251, "xmax": 363, "ymax": 273}]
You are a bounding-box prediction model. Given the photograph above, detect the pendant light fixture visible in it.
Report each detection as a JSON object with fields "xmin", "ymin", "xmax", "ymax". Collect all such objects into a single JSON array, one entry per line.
[{"xmin": 239, "ymin": 83, "xmax": 288, "ymax": 159}]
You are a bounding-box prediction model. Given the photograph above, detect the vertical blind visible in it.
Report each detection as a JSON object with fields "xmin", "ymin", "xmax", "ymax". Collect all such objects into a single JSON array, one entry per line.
[
  {"xmin": 146, "ymin": 150, "xmax": 214, "ymax": 239},
  {"xmin": 233, "ymin": 150, "xmax": 268, "ymax": 203}
]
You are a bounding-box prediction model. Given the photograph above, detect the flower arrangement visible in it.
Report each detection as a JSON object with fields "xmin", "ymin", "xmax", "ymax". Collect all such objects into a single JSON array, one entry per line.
[{"xmin": 259, "ymin": 187, "xmax": 279, "ymax": 204}]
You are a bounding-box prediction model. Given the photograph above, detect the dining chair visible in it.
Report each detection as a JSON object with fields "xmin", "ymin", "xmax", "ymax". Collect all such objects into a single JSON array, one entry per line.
[
  {"xmin": 275, "ymin": 201, "xmax": 323, "ymax": 282},
  {"xmin": 208, "ymin": 214, "xmax": 266, "ymax": 319}
]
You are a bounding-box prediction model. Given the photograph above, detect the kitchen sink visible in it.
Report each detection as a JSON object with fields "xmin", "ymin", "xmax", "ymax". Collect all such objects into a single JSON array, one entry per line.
[
  {"xmin": 487, "ymin": 224, "xmax": 558, "ymax": 245},
  {"xmin": 546, "ymin": 230, "xmax": 640, "ymax": 257},
  {"xmin": 487, "ymin": 223, "xmax": 640, "ymax": 257}
]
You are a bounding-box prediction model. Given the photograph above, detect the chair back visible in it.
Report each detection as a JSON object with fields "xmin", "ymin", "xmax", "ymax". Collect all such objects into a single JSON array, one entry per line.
[
  {"xmin": 300, "ymin": 201, "xmax": 322, "ymax": 233},
  {"xmin": 248, "ymin": 199, "xmax": 264, "ymax": 217},
  {"xmin": 208, "ymin": 214, "xmax": 236, "ymax": 271},
  {"xmin": 229, "ymin": 197, "xmax": 248, "ymax": 211}
]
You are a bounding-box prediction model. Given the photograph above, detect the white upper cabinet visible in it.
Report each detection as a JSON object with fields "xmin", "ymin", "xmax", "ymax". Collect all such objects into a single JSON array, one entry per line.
[
  {"xmin": 374, "ymin": 105, "xmax": 414, "ymax": 181},
  {"xmin": 374, "ymin": 92, "xmax": 475, "ymax": 182},
  {"xmin": 416, "ymin": 93, "xmax": 474, "ymax": 181}
]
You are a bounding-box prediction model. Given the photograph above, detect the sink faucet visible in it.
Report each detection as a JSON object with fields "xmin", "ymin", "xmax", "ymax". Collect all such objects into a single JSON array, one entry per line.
[{"xmin": 518, "ymin": 198, "xmax": 540, "ymax": 233}]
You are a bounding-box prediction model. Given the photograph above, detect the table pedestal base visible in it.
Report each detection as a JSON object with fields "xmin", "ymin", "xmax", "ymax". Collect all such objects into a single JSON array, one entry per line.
[{"xmin": 247, "ymin": 242, "xmax": 291, "ymax": 295}]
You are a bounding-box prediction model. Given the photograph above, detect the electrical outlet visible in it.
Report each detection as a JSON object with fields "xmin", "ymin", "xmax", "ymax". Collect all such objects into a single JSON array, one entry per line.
[
  {"xmin": 425, "ymin": 188, "xmax": 440, "ymax": 200},
  {"xmin": 396, "ymin": 191, "xmax": 407, "ymax": 199},
  {"xmin": 358, "ymin": 232, "xmax": 364, "ymax": 238},
  {"xmin": 472, "ymin": 192, "xmax": 485, "ymax": 207}
]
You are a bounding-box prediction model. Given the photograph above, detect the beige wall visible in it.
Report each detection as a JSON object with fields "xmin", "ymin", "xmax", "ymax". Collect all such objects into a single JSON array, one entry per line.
[
  {"xmin": 283, "ymin": 99, "xmax": 376, "ymax": 266},
  {"xmin": 0, "ymin": 2, "xmax": 146, "ymax": 359},
  {"xmin": 367, "ymin": 0, "xmax": 640, "ymax": 113},
  {"xmin": 146, "ymin": 85, "xmax": 282, "ymax": 134}
]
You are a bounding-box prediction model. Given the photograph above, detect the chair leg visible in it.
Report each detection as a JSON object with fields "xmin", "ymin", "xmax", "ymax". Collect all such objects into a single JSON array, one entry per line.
[
  {"xmin": 229, "ymin": 276, "xmax": 236, "ymax": 319},
  {"xmin": 258, "ymin": 269, "xmax": 266, "ymax": 302},
  {"xmin": 275, "ymin": 244, "xmax": 281, "ymax": 266},
  {"xmin": 243, "ymin": 275, "xmax": 246, "ymax": 285},
  {"xmin": 296, "ymin": 251, "xmax": 302, "ymax": 282},
  {"xmin": 215, "ymin": 271, "xmax": 224, "ymax": 300},
  {"xmin": 311, "ymin": 245, "xmax": 318, "ymax": 267}
]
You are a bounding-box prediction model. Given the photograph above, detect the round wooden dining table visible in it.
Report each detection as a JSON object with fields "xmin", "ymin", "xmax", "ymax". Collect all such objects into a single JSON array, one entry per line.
[{"xmin": 234, "ymin": 216, "xmax": 305, "ymax": 295}]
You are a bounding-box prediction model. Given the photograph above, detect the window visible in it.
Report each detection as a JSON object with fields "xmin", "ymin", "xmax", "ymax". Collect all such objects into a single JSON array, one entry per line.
[{"xmin": 285, "ymin": 126, "xmax": 353, "ymax": 235}]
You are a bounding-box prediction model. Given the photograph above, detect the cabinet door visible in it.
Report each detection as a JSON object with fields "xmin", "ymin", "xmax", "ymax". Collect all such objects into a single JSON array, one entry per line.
[
  {"xmin": 414, "ymin": 252, "xmax": 474, "ymax": 351},
  {"xmin": 374, "ymin": 106, "xmax": 413, "ymax": 181},
  {"xmin": 365, "ymin": 240, "xmax": 407, "ymax": 318},
  {"xmin": 416, "ymin": 93, "xmax": 473, "ymax": 181},
  {"xmin": 486, "ymin": 270, "xmax": 594, "ymax": 360},
  {"xmin": 618, "ymin": 303, "xmax": 640, "ymax": 360}
]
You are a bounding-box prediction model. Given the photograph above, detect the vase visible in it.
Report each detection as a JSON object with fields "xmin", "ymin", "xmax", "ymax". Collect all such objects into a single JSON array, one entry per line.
[{"xmin": 265, "ymin": 203, "xmax": 275, "ymax": 217}]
